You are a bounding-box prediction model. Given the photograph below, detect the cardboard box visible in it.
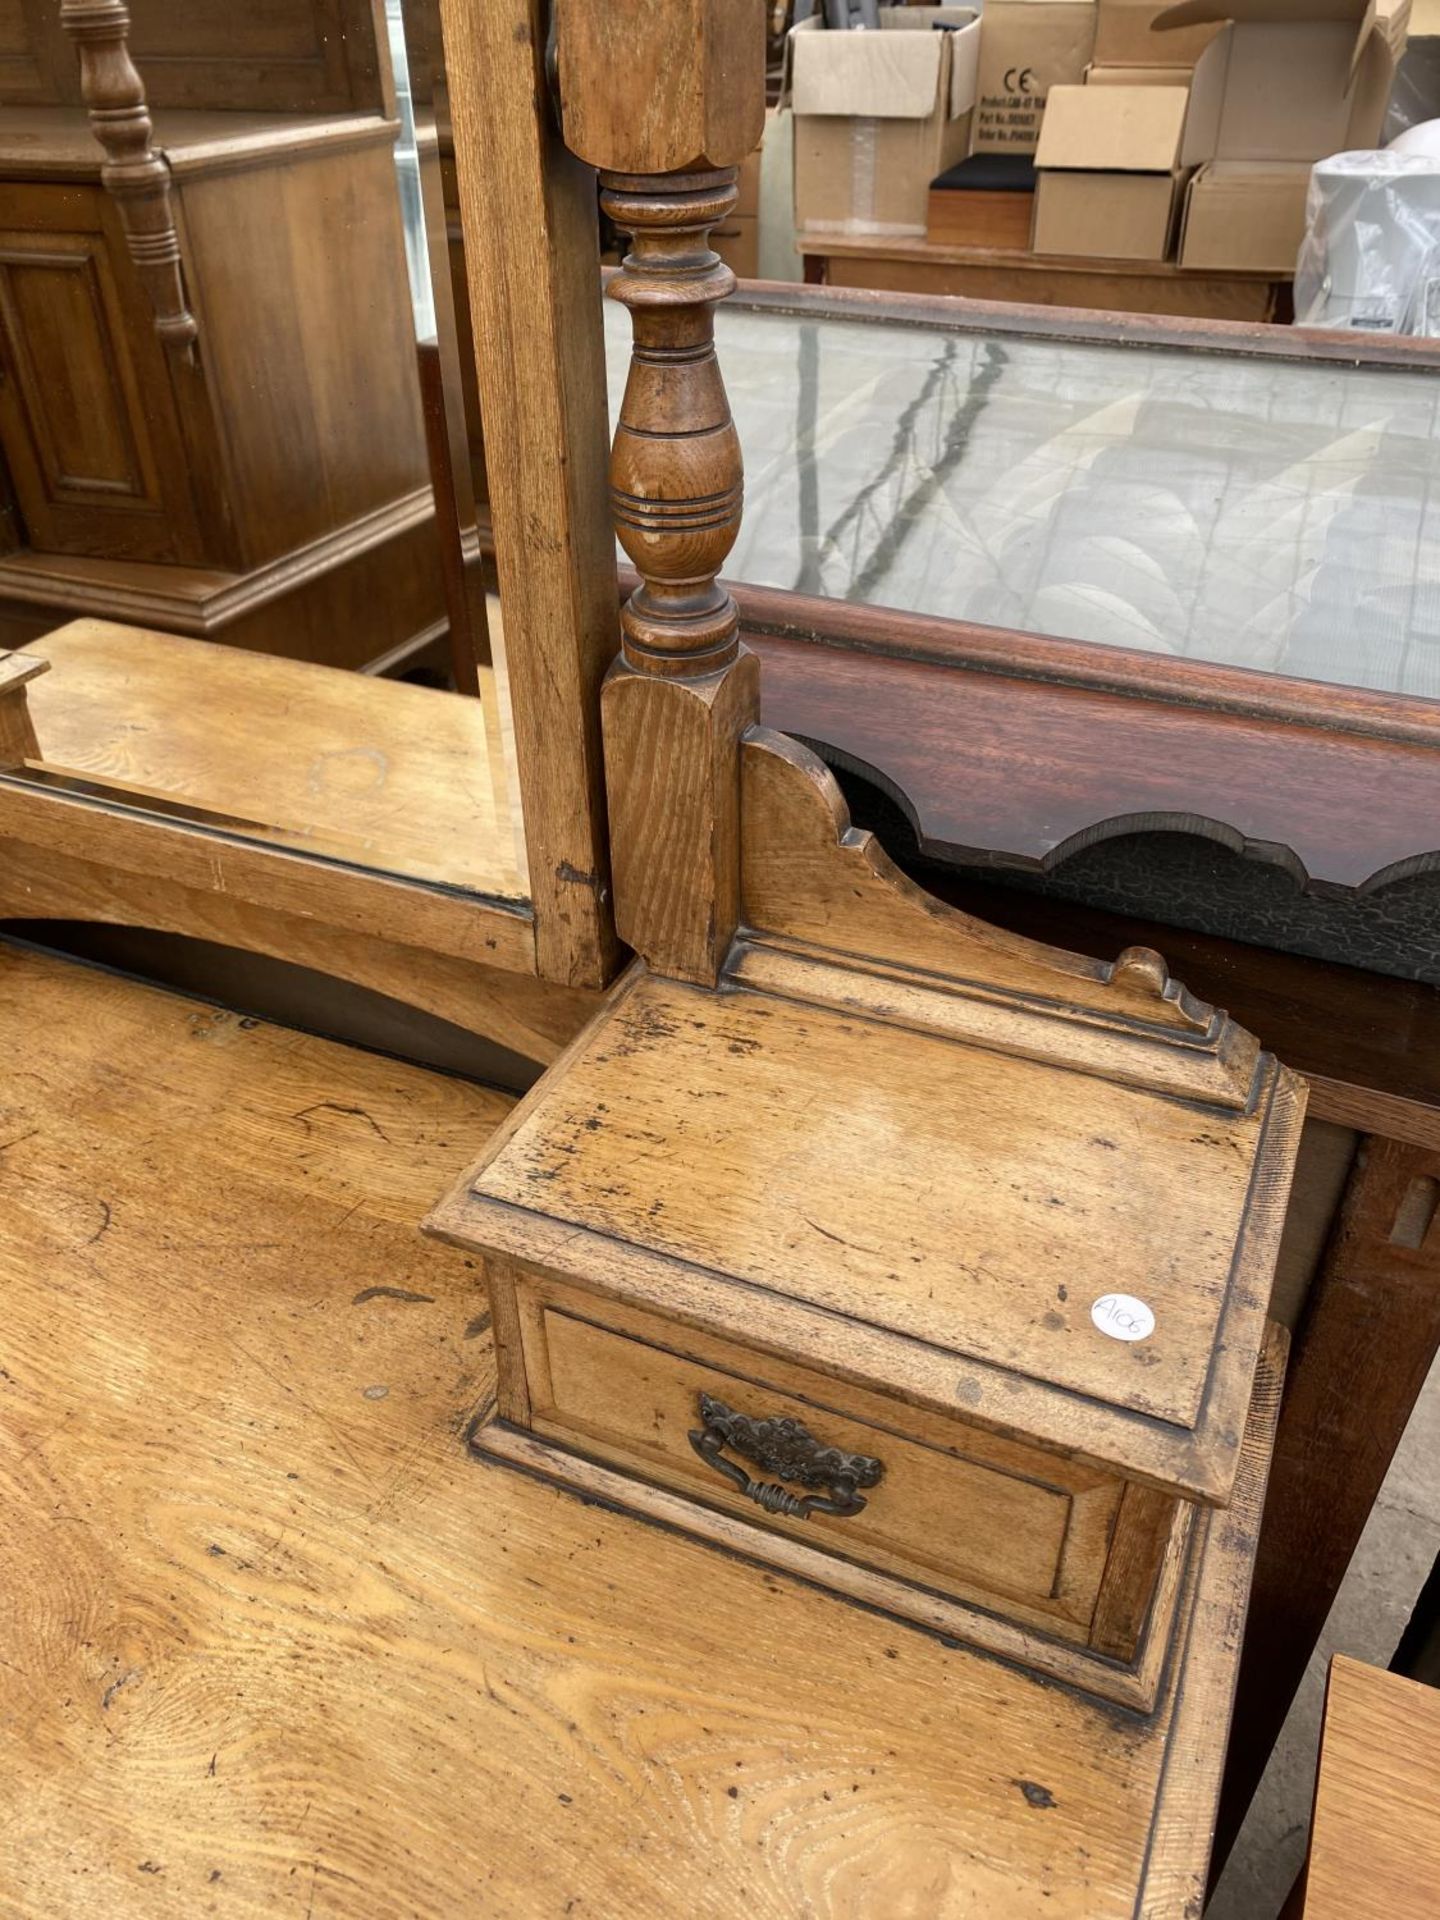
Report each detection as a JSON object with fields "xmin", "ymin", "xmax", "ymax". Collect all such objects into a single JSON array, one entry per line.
[
  {"xmin": 927, "ymin": 152, "xmax": 1036, "ymax": 245},
  {"xmin": 712, "ymin": 214, "xmax": 760, "ymax": 279},
  {"xmin": 787, "ymin": 7, "xmax": 981, "ymax": 236},
  {"xmin": 1158, "ymin": 0, "xmax": 1399, "ymax": 163},
  {"xmin": 734, "ymin": 135, "xmax": 763, "ymax": 222},
  {"xmin": 1095, "ymin": 0, "xmax": 1222, "ymax": 66},
  {"xmin": 1176, "ymin": 160, "xmax": 1310, "ymax": 270},
  {"xmin": 972, "ymin": 0, "xmax": 1097, "ymax": 154},
  {"xmin": 1032, "ymin": 82, "xmax": 1194, "ymax": 257},
  {"xmin": 1085, "ymin": 61, "xmax": 1194, "ymax": 82},
  {"xmin": 1155, "ymin": 0, "xmax": 1402, "ymax": 267}
]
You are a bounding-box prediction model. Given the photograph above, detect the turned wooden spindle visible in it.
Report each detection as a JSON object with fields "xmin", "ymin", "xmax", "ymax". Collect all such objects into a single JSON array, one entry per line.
[
  {"xmin": 60, "ymin": 0, "xmax": 198, "ymax": 357},
  {"xmin": 554, "ymin": 0, "xmax": 766, "ymax": 983},
  {"xmin": 602, "ymin": 168, "xmax": 744, "ymax": 679}
]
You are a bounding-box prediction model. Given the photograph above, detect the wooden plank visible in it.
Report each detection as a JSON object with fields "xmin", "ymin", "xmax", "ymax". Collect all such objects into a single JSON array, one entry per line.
[
  {"xmin": 0, "ymin": 838, "xmax": 598, "ymax": 1064},
  {"xmin": 22, "ymin": 620, "xmax": 524, "ymax": 897},
  {"xmin": 0, "ymin": 776, "xmax": 538, "ymax": 976},
  {"xmin": 751, "ymin": 629, "xmax": 1440, "ymax": 895},
  {"xmin": 726, "ymin": 273, "xmax": 1440, "ymax": 370},
  {"xmin": 1301, "ymin": 1655, "xmax": 1440, "ymax": 1918},
  {"xmin": 440, "ymin": 0, "xmax": 620, "ymax": 987},
  {"xmin": 554, "ymin": 0, "xmax": 764, "ymax": 173},
  {"xmin": 0, "ymin": 941, "xmax": 1278, "ymax": 1917},
  {"xmin": 1214, "ymin": 1137, "xmax": 1440, "ymax": 1868},
  {"xmin": 815, "ymin": 244, "xmax": 1281, "ymax": 322}
]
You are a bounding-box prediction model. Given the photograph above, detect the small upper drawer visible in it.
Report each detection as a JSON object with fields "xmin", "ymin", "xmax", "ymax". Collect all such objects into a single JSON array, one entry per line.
[{"xmin": 515, "ymin": 1278, "xmax": 1162, "ymax": 1653}]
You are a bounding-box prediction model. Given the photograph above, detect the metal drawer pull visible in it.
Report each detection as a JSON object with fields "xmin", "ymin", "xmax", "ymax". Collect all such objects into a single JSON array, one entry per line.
[{"xmin": 688, "ymin": 1392, "xmax": 884, "ymax": 1520}]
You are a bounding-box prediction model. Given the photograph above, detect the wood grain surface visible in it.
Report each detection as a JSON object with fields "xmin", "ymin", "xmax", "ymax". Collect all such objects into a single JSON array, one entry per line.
[
  {"xmin": 21, "ymin": 620, "xmax": 525, "ymax": 896},
  {"xmin": 0, "ymin": 839, "xmax": 598, "ymax": 1064},
  {"xmin": 1215, "ymin": 1135, "xmax": 1440, "ymax": 1864},
  {"xmin": 911, "ymin": 874, "xmax": 1440, "ymax": 1150},
  {"xmin": 555, "ymin": 0, "xmax": 765, "ymax": 174},
  {"xmin": 0, "ymin": 942, "xmax": 1272, "ymax": 1917},
  {"xmin": 441, "ymin": 0, "xmax": 619, "ymax": 987},
  {"xmin": 1302, "ymin": 1655, "xmax": 1440, "ymax": 1918},
  {"xmin": 752, "ymin": 629, "xmax": 1440, "ymax": 894}
]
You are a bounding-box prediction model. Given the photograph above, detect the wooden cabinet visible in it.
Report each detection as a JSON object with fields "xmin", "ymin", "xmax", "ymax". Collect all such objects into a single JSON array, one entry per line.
[
  {"xmin": 0, "ymin": 184, "xmax": 202, "ymax": 567},
  {"xmin": 0, "ymin": 0, "xmax": 390, "ymax": 114},
  {"xmin": 434, "ymin": 951, "xmax": 1302, "ymax": 1718},
  {"xmin": 0, "ymin": 1, "xmax": 446, "ymax": 673}
]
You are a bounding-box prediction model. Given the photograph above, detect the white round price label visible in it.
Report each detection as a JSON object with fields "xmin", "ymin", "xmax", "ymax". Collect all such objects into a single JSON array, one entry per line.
[{"xmin": 1090, "ymin": 1293, "xmax": 1156, "ymax": 1343}]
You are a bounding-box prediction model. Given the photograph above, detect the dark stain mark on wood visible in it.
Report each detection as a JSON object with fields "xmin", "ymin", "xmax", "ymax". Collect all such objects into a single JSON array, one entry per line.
[
  {"xmin": 351, "ymin": 1287, "xmax": 436, "ymax": 1306},
  {"xmin": 83, "ymin": 1199, "xmax": 112, "ymax": 1246},
  {"xmin": 464, "ymin": 1312, "xmax": 493, "ymax": 1340},
  {"xmin": 291, "ymin": 1102, "xmax": 390, "ymax": 1141},
  {"xmin": 101, "ymin": 1668, "xmax": 139, "ymax": 1710},
  {"xmin": 556, "ymin": 861, "xmax": 597, "ymax": 889},
  {"xmin": 1013, "ymin": 1779, "xmax": 1056, "ymax": 1809}
]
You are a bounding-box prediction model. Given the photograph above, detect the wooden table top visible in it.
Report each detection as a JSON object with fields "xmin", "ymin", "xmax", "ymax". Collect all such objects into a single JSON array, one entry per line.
[
  {"xmin": 0, "ymin": 942, "xmax": 1265, "ymax": 1915},
  {"xmin": 1303, "ymin": 1655, "xmax": 1440, "ymax": 1918}
]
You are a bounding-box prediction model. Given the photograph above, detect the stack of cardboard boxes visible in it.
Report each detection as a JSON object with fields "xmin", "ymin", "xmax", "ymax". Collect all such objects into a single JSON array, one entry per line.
[{"xmin": 787, "ymin": 0, "xmax": 1407, "ymax": 276}]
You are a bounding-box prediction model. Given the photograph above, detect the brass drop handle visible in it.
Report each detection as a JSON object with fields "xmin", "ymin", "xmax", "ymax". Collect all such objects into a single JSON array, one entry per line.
[{"xmin": 688, "ymin": 1392, "xmax": 883, "ymax": 1521}]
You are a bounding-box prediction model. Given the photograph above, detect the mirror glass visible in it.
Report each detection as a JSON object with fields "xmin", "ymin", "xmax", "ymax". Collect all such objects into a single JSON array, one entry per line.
[
  {"xmin": 1, "ymin": 0, "xmax": 528, "ymax": 903},
  {"xmin": 645, "ymin": 295, "xmax": 1440, "ymax": 698}
]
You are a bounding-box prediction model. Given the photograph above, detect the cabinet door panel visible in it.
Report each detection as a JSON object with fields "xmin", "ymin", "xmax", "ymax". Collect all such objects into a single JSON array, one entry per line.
[{"xmin": 0, "ymin": 220, "xmax": 181, "ymax": 562}]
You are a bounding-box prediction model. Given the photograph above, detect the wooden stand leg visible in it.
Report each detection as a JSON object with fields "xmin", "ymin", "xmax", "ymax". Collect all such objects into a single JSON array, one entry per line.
[{"xmin": 1213, "ymin": 1135, "xmax": 1440, "ymax": 1873}]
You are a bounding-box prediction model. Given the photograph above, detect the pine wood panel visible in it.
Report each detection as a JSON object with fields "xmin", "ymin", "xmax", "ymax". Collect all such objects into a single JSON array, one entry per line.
[
  {"xmin": 0, "ymin": 942, "xmax": 1288, "ymax": 1916},
  {"xmin": 1302, "ymin": 1656, "xmax": 1440, "ymax": 1919},
  {"xmin": 171, "ymin": 130, "xmax": 427, "ymax": 570}
]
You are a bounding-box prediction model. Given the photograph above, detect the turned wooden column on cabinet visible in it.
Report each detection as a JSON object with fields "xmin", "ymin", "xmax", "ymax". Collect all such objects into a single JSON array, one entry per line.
[
  {"xmin": 429, "ymin": 5, "xmax": 1307, "ymax": 1912},
  {"xmin": 0, "ymin": 0, "xmax": 444, "ymax": 670}
]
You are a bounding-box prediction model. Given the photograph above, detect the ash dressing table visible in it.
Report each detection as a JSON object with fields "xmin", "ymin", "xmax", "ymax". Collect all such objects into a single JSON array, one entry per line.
[{"xmin": 429, "ymin": 3, "xmax": 1305, "ymax": 1909}]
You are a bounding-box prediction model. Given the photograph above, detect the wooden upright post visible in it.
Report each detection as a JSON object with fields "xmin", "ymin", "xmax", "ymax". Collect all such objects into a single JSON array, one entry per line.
[
  {"xmin": 441, "ymin": 0, "xmax": 622, "ymax": 989},
  {"xmin": 554, "ymin": 0, "xmax": 767, "ymax": 985}
]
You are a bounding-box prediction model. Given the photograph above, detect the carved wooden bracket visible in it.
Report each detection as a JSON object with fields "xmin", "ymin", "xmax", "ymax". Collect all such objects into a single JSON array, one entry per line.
[{"xmin": 60, "ymin": 0, "xmax": 199, "ymax": 358}]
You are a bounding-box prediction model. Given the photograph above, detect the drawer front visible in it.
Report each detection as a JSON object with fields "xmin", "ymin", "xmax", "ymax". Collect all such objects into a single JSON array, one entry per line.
[{"xmin": 515, "ymin": 1279, "xmax": 1131, "ymax": 1646}]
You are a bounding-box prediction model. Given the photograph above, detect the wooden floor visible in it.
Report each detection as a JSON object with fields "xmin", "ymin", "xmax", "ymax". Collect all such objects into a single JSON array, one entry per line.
[{"xmin": 1, "ymin": 942, "xmax": 1239, "ymax": 1916}]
